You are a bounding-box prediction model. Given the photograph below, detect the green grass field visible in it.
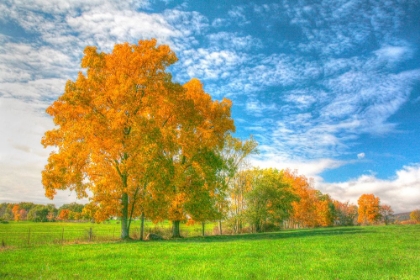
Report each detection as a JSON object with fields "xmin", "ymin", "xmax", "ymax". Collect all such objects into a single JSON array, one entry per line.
[
  {"xmin": 0, "ymin": 220, "xmax": 219, "ymax": 247},
  {"xmin": 1, "ymin": 224, "xmax": 419, "ymax": 279}
]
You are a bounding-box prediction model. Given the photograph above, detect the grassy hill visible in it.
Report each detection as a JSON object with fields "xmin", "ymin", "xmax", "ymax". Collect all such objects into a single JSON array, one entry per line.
[{"xmin": 1, "ymin": 224, "xmax": 419, "ymax": 279}]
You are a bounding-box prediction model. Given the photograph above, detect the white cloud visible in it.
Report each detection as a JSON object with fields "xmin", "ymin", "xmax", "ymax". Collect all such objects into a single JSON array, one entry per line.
[
  {"xmin": 251, "ymin": 155, "xmax": 345, "ymax": 181},
  {"xmin": 357, "ymin": 153, "xmax": 365, "ymax": 159},
  {"xmin": 245, "ymin": 99, "xmax": 277, "ymax": 117},
  {"xmin": 375, "ymin": 45, "xmax": 413, "ymax": 62},
  {"xmin": 319, "ymin": 164, "xmax": 420, "ymax": 213}
]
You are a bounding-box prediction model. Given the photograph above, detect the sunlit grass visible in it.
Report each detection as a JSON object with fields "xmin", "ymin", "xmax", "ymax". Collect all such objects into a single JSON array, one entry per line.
[{"xmin": 1, "ymin": 225, "xmax": 419, "ymax": 279}]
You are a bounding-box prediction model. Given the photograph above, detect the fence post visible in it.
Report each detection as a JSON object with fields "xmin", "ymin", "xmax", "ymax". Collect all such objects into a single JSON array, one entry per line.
[
  {"xmin": 28, "ymin": 228, "xmax": 31, "ymax": 246},
  {"xmin": 89, "ymin": 227, "xmax": 92, "ymax": 242},
  {"xmin": 61, "ymin": 228, "xmax": 64, "ymax": 244}
]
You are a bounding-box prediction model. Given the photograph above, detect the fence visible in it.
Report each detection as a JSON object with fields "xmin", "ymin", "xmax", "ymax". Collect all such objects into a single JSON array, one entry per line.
[{"xmin": 0, "ymin": 222, "xmax": 222, "ymax": 248}]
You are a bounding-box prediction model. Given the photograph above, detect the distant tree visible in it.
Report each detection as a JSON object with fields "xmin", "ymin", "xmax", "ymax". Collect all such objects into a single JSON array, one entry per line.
[
  {"xmin": 315, "ymin": 192, "xmax": 336, "ymax": 227},
  {"xmin": 12, "ymin": 205, "xmax": 20, "ymax": 221},
  {"xmin": 333, "ymin": 200, "xmax": 358, "ymax": 226},
  {"xmin": 379, "ymin": 204, "xmax": 394, "ymax": 225},
  {"xmin": 27, "ymin": 205, "xmax": 50, "ymax": 222},
  {"xmin": 59, "ymin": 203, "xmax": 84, "ymax": 213},
  {"xmin": 58, "ymin": 209, "xmax": 70, "ymax": 221},
  {"xmin": 282, "ymin": 171, "xmax": 335, "ymax": 228},
  {"xmin": 357, "ymin": 194, "xmax": 381, "ymax": 225},
  {"xmin": 18, "ymin": 202, "xmax": 36, "ymax": 212},
  {"xmin": 245, "ymin": 168, "xmax": 298, "ymax": 232},
  {"xmin": 410, "ymin": 209, "xmax": 420, "ymax": 223},
  {"xmin": 81, "ymin": 203, "xmax": 98, "ymax": 222},
  {"xmin": 19, "ymin": 209, "xmax": 27, "ymax": 221}
]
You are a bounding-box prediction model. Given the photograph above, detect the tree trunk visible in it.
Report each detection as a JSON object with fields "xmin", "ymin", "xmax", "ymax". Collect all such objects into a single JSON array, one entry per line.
[
  {"xmin": 219, "ymin": 220, "xmax": 222, "ymax": 235},
  {"xmin": 121, "ymin": 192, "xmax": 129, "ymax": 239},
  {"xmin": 172, "ymin": 220, "xmax": 182, "ymax": 238},
  {"xmin": 140, "ymin": 212, "xmax": 145, "ymax": 240},
  {"xmin": 202, "ymin": 221, "xmax": 205, "ymax": 237}
]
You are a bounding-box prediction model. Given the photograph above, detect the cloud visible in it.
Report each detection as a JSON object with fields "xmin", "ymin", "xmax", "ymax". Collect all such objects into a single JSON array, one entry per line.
[
  {"xmin": 357, "ymin": 153, "xmax": 365, "ymax": 159},
  {"xmin": 245, "ymin": 99, "xmax": 277, "ymax": 117},
  {"xmin": 0, "ymin": 97, "xmax": 88, "ymax": 206},
  {"xmin": 251, "ymin": 154, "xmax": 345, "ymax": 180},
  {"xmin": 319, "ymin": 164, "xmax": 420, "ymax": 213},
  {"xmin": 375, "ymin": 45, "xmax": 413, "ymax": 62}
]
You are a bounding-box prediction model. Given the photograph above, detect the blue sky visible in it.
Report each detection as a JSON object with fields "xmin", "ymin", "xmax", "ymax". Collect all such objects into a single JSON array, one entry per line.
[{"xmin": 0, "ymin": 0, "xmax": 419, "ymax": 212}]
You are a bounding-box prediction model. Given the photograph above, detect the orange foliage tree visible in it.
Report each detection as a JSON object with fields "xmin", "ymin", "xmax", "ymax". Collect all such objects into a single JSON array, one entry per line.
[
  {"xmin": 283, "ymin": 170, "xmax": 336, "ymax": 228},
  {"xmin": 357, "ymin": 194, "xmax": 381, "ymax": 225},
  {"xmin": 12, "ymin": 205, "xmax": 20, "ymax": 221},
  {"xmin": 154, "ymin": 79, "xmax": 235, "ymax": 238},
  {"xmin": 42, "ymin": 39, "xmax": 234, "ymax": 239},
  {"xmin": 58, "ymin": 209, "xmax": 70, "ymax": 221}
]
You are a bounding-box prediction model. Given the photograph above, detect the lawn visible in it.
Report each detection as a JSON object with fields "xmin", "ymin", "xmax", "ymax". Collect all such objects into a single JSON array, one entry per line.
[{"xmin": 0, "ymin": 225, "xmax": 419, "ymax": 279}]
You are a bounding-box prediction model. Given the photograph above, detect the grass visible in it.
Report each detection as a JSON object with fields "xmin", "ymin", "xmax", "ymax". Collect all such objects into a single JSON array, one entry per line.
[
  {"xmin": 0, "ymin": 220, "xmax": 219, "ymax": 247},
  {"xmin": 0, "ymin": 224, "xmax": 419, "ymax": 279}
]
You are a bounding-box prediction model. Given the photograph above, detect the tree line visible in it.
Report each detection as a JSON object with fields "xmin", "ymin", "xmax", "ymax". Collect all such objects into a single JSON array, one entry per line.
[
  {"xmin": 0, "ymin": 202, "xmax": 87, "ymax": 223},
  {"xmin": 36, "ymin": 39, "xmax": 416, "ymax": 240}
]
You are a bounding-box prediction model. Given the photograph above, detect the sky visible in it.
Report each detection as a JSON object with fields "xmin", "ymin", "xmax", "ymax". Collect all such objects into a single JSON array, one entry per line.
[{"xmin": 0, "ymin": 0, "xmax": 419, "ymax": 213}]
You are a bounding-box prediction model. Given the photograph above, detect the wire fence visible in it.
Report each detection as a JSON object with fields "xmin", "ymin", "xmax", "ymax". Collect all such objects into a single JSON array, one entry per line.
[{"xmin": 0, "ymin": 223, "xmax": 221, "ymax": 248}]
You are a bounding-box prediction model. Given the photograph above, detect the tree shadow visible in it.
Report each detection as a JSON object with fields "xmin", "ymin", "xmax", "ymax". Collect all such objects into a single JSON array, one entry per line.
[{"xmin": 165, "ymin": 227, "xmax": 372, "ymax": 243}]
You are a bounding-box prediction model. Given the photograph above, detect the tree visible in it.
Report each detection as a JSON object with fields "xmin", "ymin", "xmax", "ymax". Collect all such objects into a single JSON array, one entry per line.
[
  {"xmin": 379, "ymin": 204, "xmax": 394, "ymax": 225},
  {"xmin": 245, "ymin": 168, "xmax": 298, "ymax": 232},
  {"xmin": 333, "ymin": 200, "xmax": 358, "ymax": 226},
  {"xmin": 12, "ymin": 205, "xmax": 20, "ymax": 221},
  {"xmin": 410, "ymin": 209, "xmax": 420, "ymax": 223},
  {"xmin": 158, "ymin": 79, "xmax": 235, "ymax": 238},
  {"xmin": 283, "ymin": 170, "xmax": 318, "ymax": 228},
  {"xmin": 42, "ymin": 39, "xmax": 235, "ymax": 239},
  {"xmin": 58, "ymin": 209, "xmax": 70, "ymax": 221},
  {"xmin": 59, "ymin": 203, "xmax": 84, "ymax": 213},
  {"xmin": 19, "ymin": 209, "xmax": 27, "ymax": 221},
  {"xmin": 222, "ymin": 136, "xmax": 257, "ymax": 234},
  {"xmin": 357, "ymin": 194, "xmax": 381, "ymax": 225},
  {"xmin": 27, "ymin": 205, "xmax": 50, "ymax": 222}
]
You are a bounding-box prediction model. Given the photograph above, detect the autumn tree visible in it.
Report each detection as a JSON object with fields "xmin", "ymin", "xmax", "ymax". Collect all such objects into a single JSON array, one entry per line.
[
  {"xmin": 153, "ymin": 79, "xmax": 235, "ymax": 238},
  {"xmin": 12, "ymin": 205, "xmax": 20, "ymax": 221},
  {"xmin": 42, "ymin": 39, "xmax": 235, "ymax": 239},
  {"xmin": 357, "ymin": 194, "xmax": 381, "ymax": 225},
  {"xmin": 58, "ymin": 209, "xmax": 70, "ymax": 221},
  {"xmin": 283, "ymin": 170, "xmax": 317, "ymax": 228},
  {"xmin": 410, "ymin": 209, "xmax": 420, "ymax": 223}
]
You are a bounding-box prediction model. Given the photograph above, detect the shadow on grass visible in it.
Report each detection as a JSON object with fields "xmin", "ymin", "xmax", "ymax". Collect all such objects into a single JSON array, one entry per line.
[{"xmin": 162, "ymin": 227, "xmax": 372, "ymax": 244}]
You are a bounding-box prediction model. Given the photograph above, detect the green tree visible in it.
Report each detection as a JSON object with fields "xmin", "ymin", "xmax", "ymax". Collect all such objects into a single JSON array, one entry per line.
[{"xmin": 245, "ymin": 169, "xmax": 298, "ymax": 232}]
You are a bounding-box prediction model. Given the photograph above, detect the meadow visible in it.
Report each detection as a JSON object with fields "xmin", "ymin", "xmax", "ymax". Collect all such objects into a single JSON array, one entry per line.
[
  {"xmin": 0, "ymin": 220, "xmax": 218, "ymax": 247},
  {"xmin": 0, "ymin": 224, "xmax": 419, "ymax": 279}
]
